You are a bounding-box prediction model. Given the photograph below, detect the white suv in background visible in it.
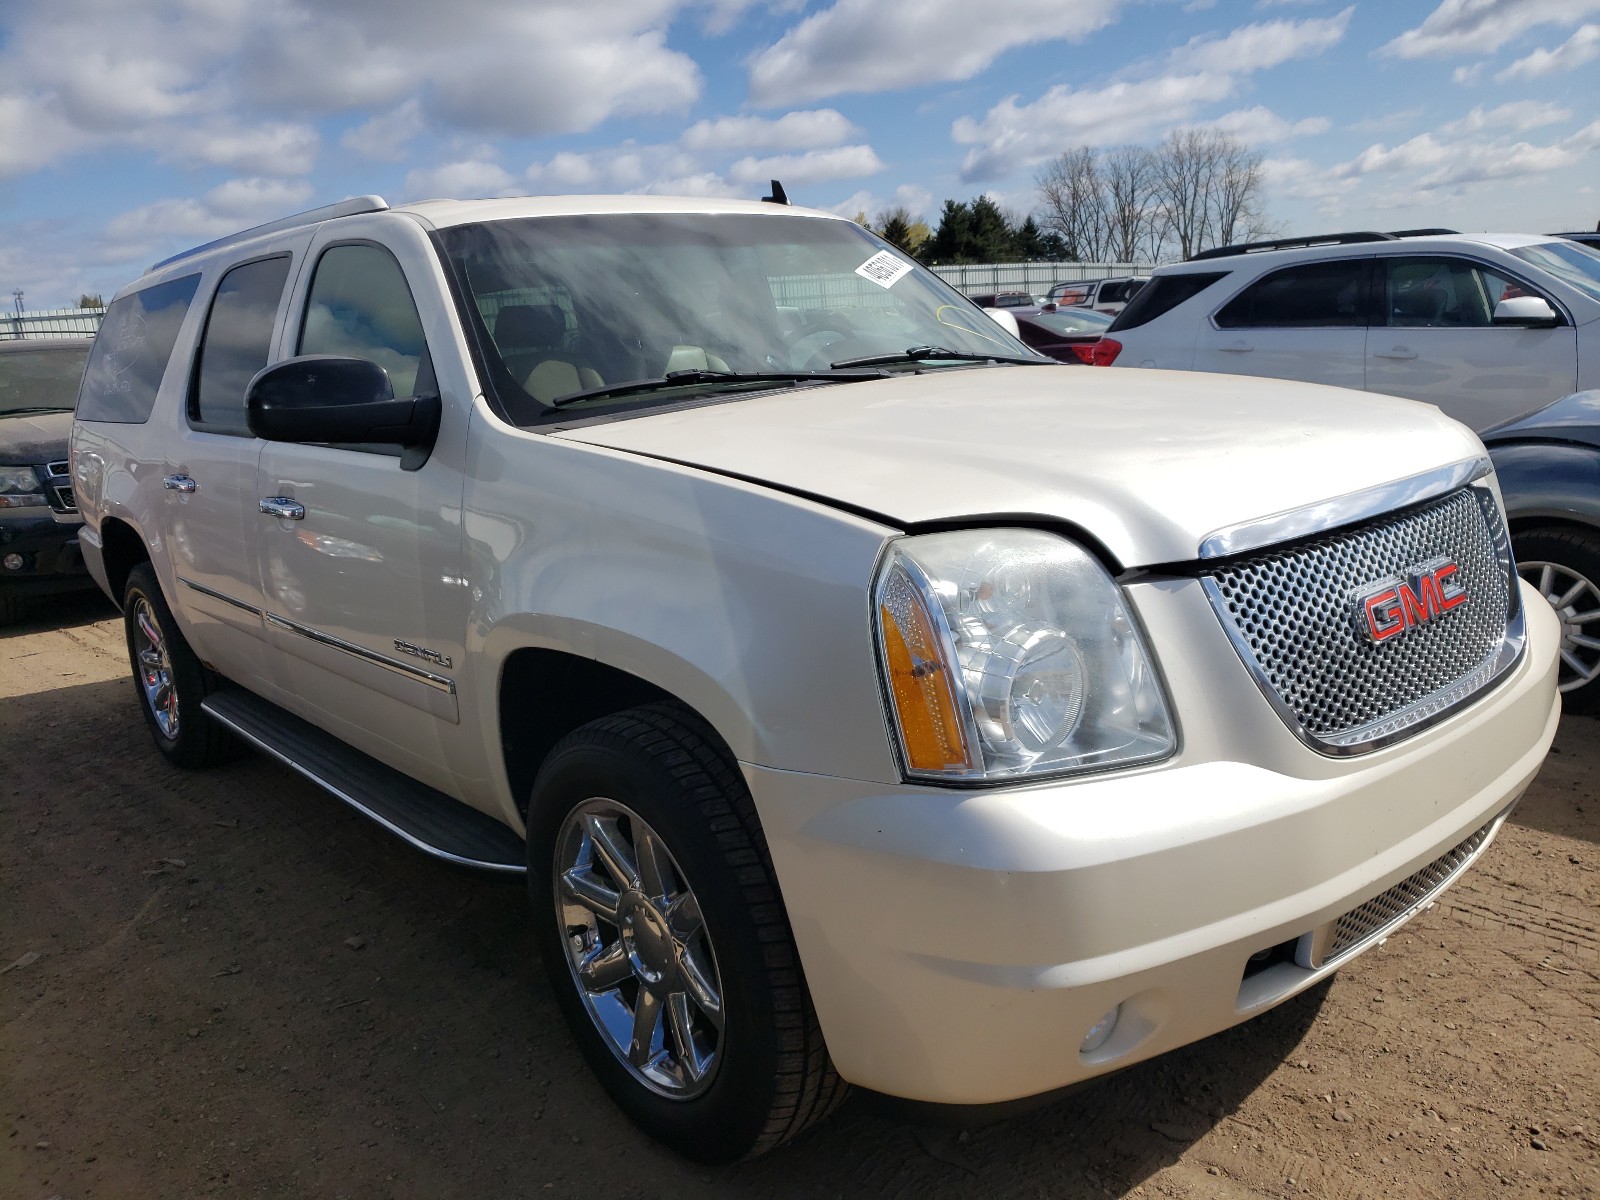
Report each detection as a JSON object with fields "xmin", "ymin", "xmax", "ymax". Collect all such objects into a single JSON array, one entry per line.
[{"xmin": 1097, "ymin": 231, "xmax": 1600, "ymax": 430}]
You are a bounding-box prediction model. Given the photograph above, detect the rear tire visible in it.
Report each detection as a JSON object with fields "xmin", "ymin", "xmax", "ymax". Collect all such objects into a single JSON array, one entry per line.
[
  {"xmin": 1516, "ymin": 527, "xmax": 1600, "ymax": 714},
  {"xmin": 122, "ymin": 562, "xmax": 235, "ymax": 766},
  {"xmin": 526, "ymin": 703, "xmax": 846, "ymax": 1161}
]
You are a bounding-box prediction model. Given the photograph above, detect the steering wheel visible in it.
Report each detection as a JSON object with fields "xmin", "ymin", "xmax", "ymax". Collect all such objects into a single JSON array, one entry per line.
[{"xmin": 784, "ymin": 313, "xmax": 860, "ymax": 370}]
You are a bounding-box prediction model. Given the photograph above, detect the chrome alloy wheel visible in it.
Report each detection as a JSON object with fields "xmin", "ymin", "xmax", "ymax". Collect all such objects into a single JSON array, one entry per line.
[
  {"xmin": 554, "ymin": 799, "xmax": 724, "ymax": 1098},
  {"xmin": 132, "ymin": 596, "xmax": 179, "ymax": 738},
  {"xmin": 1520, "ymin": 559, "xmax": 1600, "ymax": 694}
]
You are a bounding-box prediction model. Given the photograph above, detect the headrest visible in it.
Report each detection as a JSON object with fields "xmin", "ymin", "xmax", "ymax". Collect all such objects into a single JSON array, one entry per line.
[{"xmin": 495, "ymin": 304, "xmax": 566, "ymax": 347}]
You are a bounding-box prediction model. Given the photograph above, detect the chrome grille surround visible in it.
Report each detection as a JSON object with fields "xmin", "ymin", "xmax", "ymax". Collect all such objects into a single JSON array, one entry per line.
[
  {"xmin": 1296, "ymin": 808, "xmax": 1507, "ymax": 970},
  {"xmin": 1201, "ymin": 478, "xmax": 1524, "ymax": 756}
]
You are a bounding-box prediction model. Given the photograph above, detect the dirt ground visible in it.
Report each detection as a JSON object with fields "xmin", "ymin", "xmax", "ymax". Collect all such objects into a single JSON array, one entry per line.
[{"xmin": 3, "ymin": 594, "xmax": 1597, "ymax": 1200}]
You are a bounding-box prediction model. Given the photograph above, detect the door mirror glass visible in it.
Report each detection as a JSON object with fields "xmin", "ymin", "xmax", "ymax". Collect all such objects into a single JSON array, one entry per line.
[{"xmin": 1492, "ymin": 295, "xmax": 1559, "ymax": 326}]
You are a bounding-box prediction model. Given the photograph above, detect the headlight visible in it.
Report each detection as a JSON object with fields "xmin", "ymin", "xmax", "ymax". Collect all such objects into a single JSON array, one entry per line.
[
  {"xmin": 0, "ymin": 465, "xmax": 46, "ymax": 508},
  {"xmin": 874, "ymin": 529, "xmax": 1175, "ymax": 782}
]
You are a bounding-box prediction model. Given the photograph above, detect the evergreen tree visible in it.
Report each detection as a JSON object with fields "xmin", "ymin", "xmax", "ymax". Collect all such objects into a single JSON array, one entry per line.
[
  {"xmin": 923, "ymin": 200, "xmax": 975, "ymax": 264},
  {"xmin": 967, "ymin": 195, "xmax": 1017, "ymax": 262}
]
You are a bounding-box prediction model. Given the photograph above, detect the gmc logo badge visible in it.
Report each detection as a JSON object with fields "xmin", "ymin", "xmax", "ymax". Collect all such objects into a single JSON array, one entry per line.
[{"xmin": 1353, "ymin": 556, "xmax": 1468, "ymax": 644}]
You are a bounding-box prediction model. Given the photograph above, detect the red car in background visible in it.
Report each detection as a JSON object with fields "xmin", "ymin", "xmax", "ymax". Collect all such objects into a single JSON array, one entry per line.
[{"xmin": 1011, "ymin": 305, "xmax": 1115, "ymax": 363}]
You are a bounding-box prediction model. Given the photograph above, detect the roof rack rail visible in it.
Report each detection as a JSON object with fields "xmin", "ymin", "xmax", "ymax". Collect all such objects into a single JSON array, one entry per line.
[
  {"xmin": 1387, "ymin": 227, "xmax": 1459, "ymax": 237},
  {"xmin": 146, "ymin": 195, "xmax": 390, "ymax": 275},
  {"xmin": 1187, "ymin": 231, "xmax": 1398, "ymax": 262}
]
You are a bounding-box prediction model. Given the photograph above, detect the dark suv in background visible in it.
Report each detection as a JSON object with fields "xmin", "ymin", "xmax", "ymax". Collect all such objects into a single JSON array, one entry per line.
[{"xmin": 0, "ymin": 338, "xmax": 95, "ymax": 622}]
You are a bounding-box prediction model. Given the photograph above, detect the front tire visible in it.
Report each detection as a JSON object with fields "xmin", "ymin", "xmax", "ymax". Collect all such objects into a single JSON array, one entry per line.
[
  {"xmin": 526, "ymin": 704, "xmax": 845, "ymax": 1161},
  {"xmin": 1516, "ymin": 527, "xmax": 1600, "ymax": 714},
  {"xmin": 122, "ymin": 562, "xmax": 234, "ymax": 766}
]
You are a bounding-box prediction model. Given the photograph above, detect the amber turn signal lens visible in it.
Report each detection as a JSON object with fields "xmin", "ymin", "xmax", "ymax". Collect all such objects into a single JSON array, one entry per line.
[{"xmin": 879, "ymin": 577, "xmax": 973, "ymax": 774}]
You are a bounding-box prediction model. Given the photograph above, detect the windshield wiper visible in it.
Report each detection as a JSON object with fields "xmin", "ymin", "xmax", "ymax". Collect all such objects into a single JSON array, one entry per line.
[
  {"xmin": 830, "ymin": 345, "xmax": 1050, "ymax": 369},
  {"xmin": 547, "ymin": 367, "xmax": 887, "ymax": 409},
  {"xmin": 0, "ymin": 405, "xmax": 75, "ymax": 416}
]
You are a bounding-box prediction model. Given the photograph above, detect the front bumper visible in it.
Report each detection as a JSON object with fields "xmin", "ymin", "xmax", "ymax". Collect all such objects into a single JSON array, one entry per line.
[
  {"xmin": 748, "ymin": 579, "xmax": 1561, "ymax": 1105},
  {"xmin": 0, "ymin": 509, "xmax": 91, "ymax": 597}
]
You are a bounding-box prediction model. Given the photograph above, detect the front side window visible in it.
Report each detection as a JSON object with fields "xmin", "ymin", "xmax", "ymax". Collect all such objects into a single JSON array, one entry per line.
[
  {"xmin": 1383, "ymin": 257, "xmax": 1547, "ymax": 328},
  {"xmin": 76, "ymin": 275, "xmax": 201, "ymax": 423},
  {"xmin": 1214, "ymin": 259, "xmax": 1370, "ymax": 329},
  {"xmin": 436, "ymin": 213, "xmax": 1042, "ymax": 424},
  {"xmin": 298, "ymin": 244, "xmax": 429, "ymax": 398},
  {"xmin": 191, "ymin": 256, "xmax": 292, "ymax": 434}
]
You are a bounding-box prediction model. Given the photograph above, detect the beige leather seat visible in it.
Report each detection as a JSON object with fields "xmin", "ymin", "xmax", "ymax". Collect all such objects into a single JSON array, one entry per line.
[
  {"xmin": 493, "ymin": 303, "xmax": 604, "ymax": 402},
  {"xmin": 662, "ymin": 344, "xmax": 730, "ymax": 374}
]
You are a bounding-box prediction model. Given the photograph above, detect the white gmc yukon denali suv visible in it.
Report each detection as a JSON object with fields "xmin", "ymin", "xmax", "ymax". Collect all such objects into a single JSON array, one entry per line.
[{"xmin": 69, "ymin": 194, "xmax": 1561, "ymax": 1162}]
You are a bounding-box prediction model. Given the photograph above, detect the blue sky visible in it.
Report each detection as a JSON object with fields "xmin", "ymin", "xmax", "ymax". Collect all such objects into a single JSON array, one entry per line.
[{"xmin": 1, "ymin": 0, "xmax": 1596, "ymax": 307}]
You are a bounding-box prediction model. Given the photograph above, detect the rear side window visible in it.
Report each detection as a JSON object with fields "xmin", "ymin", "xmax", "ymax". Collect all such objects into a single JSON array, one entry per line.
[
  {"xmin": 1214, "ymin": 260, "xmax": 1370, "ymax": 329},
  {"xmin": 76, "ymin": 274, "xmax": 201, "ymax": 423},
  {"xmin": 191, "ymin": 255, "xmax": 292, "ymax": 435},
  {"xmin": 1108, "ymin": 272, "xmax": 1227, "ymax": 332}
]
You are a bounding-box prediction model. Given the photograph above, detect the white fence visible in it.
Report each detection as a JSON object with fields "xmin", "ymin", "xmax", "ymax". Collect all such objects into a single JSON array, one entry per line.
[
  {"xmin": 0, "ymin": 307, "xmax": 105, "ymax": 340},
  {"xmin": 932, "ymin": 261, "xmax": 1157, "ymax": 297}
]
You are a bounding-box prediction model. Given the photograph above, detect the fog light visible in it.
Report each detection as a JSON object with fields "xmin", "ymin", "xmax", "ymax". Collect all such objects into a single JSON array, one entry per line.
[
  {"xmin": 1080, "ymin": 1004, "xmax": 1122, "ymax": 1054},
  {"xmin": 3, "ymin": 552, "xmax": 23, "ymax": 571}
]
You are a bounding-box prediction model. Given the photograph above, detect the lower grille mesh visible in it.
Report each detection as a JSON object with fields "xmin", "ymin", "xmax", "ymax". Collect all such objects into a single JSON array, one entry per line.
[{"xmin": 1325, "ymin": 821, "xmax": 1494, "ymax": 962}]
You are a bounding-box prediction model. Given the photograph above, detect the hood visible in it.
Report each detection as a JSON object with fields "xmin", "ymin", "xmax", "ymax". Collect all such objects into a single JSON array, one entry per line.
[
  {"xmin": 1480, "ymin": 389, "xmax": 1600, "ymax": 450},
  {"xmin": 555, "ymin": 366, "xmax": 1484, "ymax": 568},
  {"xmin": 0, "ymin": 410, "xmax": 72, "ymax": 465}
]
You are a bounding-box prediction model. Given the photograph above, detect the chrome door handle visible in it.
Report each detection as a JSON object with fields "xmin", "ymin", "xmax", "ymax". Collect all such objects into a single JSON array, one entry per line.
[
  {"xmin": 162, "ymin": 474, "xmax": 198, "ymax": 493},
  {"xmin": 259, "ymin": 496, "xmax": 305, "ymax": 520},
  {"xmin": 1374, "ymin": 347, "xmax": 1417, "ymax": 360}
]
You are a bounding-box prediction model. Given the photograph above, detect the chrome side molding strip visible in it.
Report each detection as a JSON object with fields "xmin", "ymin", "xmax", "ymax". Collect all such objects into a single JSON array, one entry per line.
[
  {"xmin": 180, "ymin": 577, "xmax": 263, "ymax": 616},
  {"xmin": 1199, "ymin": 456, "xmax": 1492, "ymax": 560},
  {"xmin": 263, "ymin": 612, "xmax": 456, "ymax": 694}
]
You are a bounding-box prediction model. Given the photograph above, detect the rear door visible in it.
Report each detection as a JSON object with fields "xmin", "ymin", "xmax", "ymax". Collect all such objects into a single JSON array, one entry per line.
[
  {"xmin": 161, "ymin": 246, "xmax": 303, "ymax": 685},
  {"xmin": 1192, "ymin": 257, "xmax": 1372, "ymax": 391},
  {"xmin": 1365, "ymin": 255, "xmax": 1577, "ymax": 430}
]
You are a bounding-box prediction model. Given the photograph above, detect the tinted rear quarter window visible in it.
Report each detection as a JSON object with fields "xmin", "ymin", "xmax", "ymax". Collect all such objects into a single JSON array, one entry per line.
[
  {"xmin": 191, "ymin": 255, "xmax": 292, "ymax": 434},
  {"xmin": 1107, "ymin": 272, "xmax": 1228, "ymax": 332},
  {"xmin": 1214, "ymin": 259, "xmax": 1371, "ymax": 329},
  {"xmin": 76, "ymin": 274, "xmax": 201, "ymax": 423}
]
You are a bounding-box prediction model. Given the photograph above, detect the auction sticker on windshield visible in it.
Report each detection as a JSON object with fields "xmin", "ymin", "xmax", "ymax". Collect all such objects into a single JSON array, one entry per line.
[{"xmin": 855, "ymin": 250, "xmax": 913, "ymax": 289}]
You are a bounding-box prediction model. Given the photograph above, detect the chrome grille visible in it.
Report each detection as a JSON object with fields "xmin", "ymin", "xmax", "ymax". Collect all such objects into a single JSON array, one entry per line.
[
  {"xmin": 1203, "ymin": 487, "xmax": 1517, "ymax": 752},
  {"xmin": 1301, "ymin": 817, "xmax": 1498, "ymax": 968}
]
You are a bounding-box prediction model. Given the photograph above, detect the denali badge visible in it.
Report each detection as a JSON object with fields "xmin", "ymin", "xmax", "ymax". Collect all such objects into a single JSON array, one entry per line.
[
  {"xmin": 394, "ymin": 639, "xmax": 453, "ymax": 669},
  {"xmin": 1353, "ymin": 556, "xmax": 1468, "ymax": 644}
]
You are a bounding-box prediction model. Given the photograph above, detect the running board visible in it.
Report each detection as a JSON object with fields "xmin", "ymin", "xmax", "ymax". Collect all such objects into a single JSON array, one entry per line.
[{"xmin": 202, "ymin": 687, "xmax": 526, "ymax": 875}]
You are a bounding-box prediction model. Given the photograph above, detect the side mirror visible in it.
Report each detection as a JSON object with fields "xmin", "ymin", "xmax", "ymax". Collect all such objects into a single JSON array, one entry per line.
[
  {"xmin": 984, "ymin": 308, "xmax": 1021, "ymax": 337},
  {"xmin": 1492, "ymin": 296, "xmax": 1560, "ymax": 327},
  {"xmin": 246, "ymin": 355, "xmax": 440, "ymax": 470}
]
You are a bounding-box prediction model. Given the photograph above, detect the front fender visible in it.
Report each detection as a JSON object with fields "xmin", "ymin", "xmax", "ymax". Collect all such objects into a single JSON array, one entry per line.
[{"xmin": 1489, "ymin": 441, "xmax": 1600, "ymax": 527}]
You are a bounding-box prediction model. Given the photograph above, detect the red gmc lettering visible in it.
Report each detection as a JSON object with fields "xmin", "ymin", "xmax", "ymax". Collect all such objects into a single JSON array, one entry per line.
[{"xmin": 1358, "ymin": 559, "xmax": 1468, "ymax": 643}]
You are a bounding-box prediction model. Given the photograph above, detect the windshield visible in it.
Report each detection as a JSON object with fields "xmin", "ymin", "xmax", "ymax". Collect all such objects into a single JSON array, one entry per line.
[
  {"xmin": 1026, "ymin": 308, "xmax": 1115, "ymax": 336},
  {"xmin": 436, "ymin": 213, "xmax": 1042, "ymax": 423},
  {"xmin": 1508, "ymin": 240, "xmax": 1600, "ymax": 302},
  {"xmin": 0, "ymin": 342, "xmax": 91, "ymax": 417}
]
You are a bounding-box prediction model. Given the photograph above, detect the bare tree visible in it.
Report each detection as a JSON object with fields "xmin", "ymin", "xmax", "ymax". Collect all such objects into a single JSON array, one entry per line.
[
  {"xmin": 1100, "ymin": 145, "xmax": 1159, "ymax": 263},
  {"xmin": 1209, "ymin": 138, "xmax": 1274, "ymax": 248},
  {"xmin": 1150, "ymin": 129, "xmax": 1222, "ymax": 260},
  {"xmin": 1035, "ymin": 146, "xmax": 1109, "ymax": 262}
]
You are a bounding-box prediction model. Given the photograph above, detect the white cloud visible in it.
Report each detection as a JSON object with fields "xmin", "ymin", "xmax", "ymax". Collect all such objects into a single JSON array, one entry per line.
[
  {"xmin": 1381, "ymin": 0, "xmax": 1600, "ymax": 59},
  {"xmin": 342, "ymin": 100, "xmax": 427, "ymax": 162},
  {"xmin": 104, "ymin": 178, "xmax": 317, "ymax": 245},
  {"xmin": 1169, "ymin": 7, "xmax": 1353, "ymax": 73},
  {"xmin": 1438, "ymin": 100, "xmax": 1571, "ymax": 135},
  {"xmin": 525, "ymin": 145, "xmax": 680, "ymax": 191},
  {"xmin": 1452, "ymin": 62, "xmax": 1486, "ymax": 84},
  {"xmin": 149, "ymin": 121, "xmax": 321, "ymax": 175},
  {"xmin": 1332, "ymin": 119, "xmax": 1600, "ymax": 193},
  {"xmin": 1210, "ymin": 105, "xmax": 1332, "ymax": 144},
  {"xmin": 820, "ymin": 182, "xmax": 935, "ymax": 220},
  {"xmin": 1496, "ymin": 23, "xmax": 1600, "ymax": 79},
  {"xmin": 747, "ymin": 0, "xmax": 1120, "ymax": 105},
  {"xmin": 403, "ymin": 159, "xmax": 520, "ymax": 201},
  {"xmin": 0, "ymin": 0, "xmax": 712, "ymax": 181},
  {"xmin": 680, "ymin": 109, "xmax": 859, "ymax": 152},
  {"xmin": 728, "ymin": 144, "xmax": 886, "ymax": 185},
  {"xmin": 635, "ymin": 172, "xmax": 747, "ymax": 197},
  {"xmin": 953, "ymin": 9, "xmax": 1352, "ymax": 180},
  {"xmin": 953, "ymin": 74, "xmax": 1237, "ymax": 180}
]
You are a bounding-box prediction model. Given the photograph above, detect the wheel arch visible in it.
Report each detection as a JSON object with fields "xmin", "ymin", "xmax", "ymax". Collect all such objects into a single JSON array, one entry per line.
[
  {"xmin": 496, "ymin": 644, "xmax": 744, "ymax": 820},
  {"xmin": 99, "ymin": 516, "xmax": 152, "ymax": 609}
]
